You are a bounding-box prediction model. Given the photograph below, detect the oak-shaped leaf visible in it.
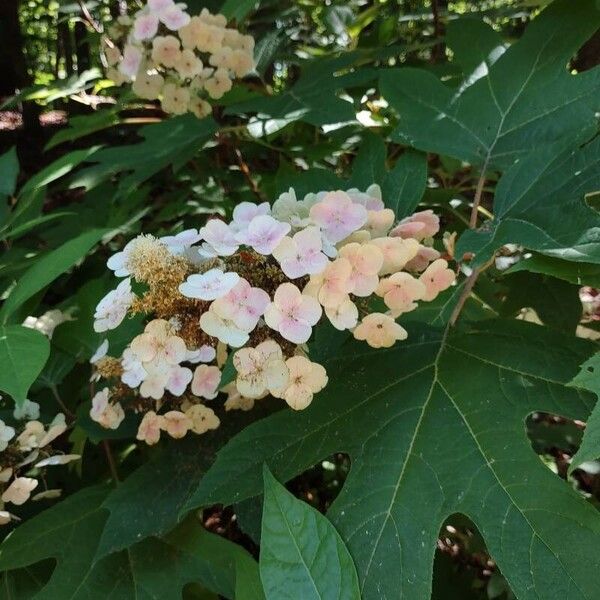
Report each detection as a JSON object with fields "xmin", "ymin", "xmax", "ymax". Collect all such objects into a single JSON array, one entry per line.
[
  {"xmin": 0, "ymin": 485, "xmax": 262, "ymax": 599},
  {"xmin": 183, "ymin": 320, "xmax": 600, "ymax": 599}
]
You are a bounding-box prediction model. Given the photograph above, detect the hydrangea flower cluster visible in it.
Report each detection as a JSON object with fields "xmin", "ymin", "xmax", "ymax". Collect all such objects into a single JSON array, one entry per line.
[
  {"xmin": 103, "ymin": 1, "xmax": 255, "ymax": 117},
  {"xmin": 0, "ymin": 400, "xmax": 78, "ymax": 526},
  {"xmin": 91, "ymin": 184, "xmax": 455, "ymax": 444}
]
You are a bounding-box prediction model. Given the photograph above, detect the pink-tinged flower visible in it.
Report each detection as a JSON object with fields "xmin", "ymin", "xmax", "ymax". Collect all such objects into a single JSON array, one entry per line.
[
  {"xmin": 160, "ymin": 5, "xmax": 190, "ymax": 29},
  {"xmin": 365, "ymin": 208, "xmax": 395, "ymax": 238},
  {"xmin": 119, "ymin": 45, "xmax": 143, "ymax": 78},
  {"xmin": 121, "ymin": 348, "xmax": 147, "ymax": 388},
  {"xmin": 179, "ymin": 268, "xmax": 240, "ymax": 301},
  {"xmin": 304, "ymin": 258, "xmax": 353, "ymax": 308},
  {"xmin": 133, "ymin": 13, "xmax": 159, "ymax": 40},
  {"xmin": 139, "ymin": 367, "xmax": 170, "ymax": 400},
  {"xmin": 90, "ymin": 388, "xmax": 125, "ymax": 429},
  {"xmin": 338, "ymin": 242, "xmax": 384, "ymax": 297},
  {"xmin": 376, "ymin": 273, "xmax": 426, "ymax": 316},
  {"xmin": 152, "ymin": 35, "xmax": 181, "ymax": 68},
  {"xmin": 271, "ymin": 356, "xmax": 328, "ymax": 411},
  {"xmin": 130, "ymin": 319, "xmax": 187, "ymax": 366},
  {"xmin": 346, "ymin": 184, "xmax": 384, "ymax": 211},
  {"xmin": 353, "ymin": 313, "xmax": 408, "ymax": 348},
  {"xmin": 186, "ymin": 345, "xmax": 216, "ymax": 363},
  {"xmin": 165, "ymin": 365, "xmax": 193, "ymax": 396},
  {"xmin": 231, "ymin": 201, "xmax": 271, "ymax": 232},
  {"xmin": 148, "ymin": 0, "xmax": 174, "ymax": 13},
  {"xmin": 137, "ymin": 411, "xmax": 164, "ymax": 445},
  {"xmin": 161, "ymin": 410, "xmax": 192, "ymax": 439},
  {"xmin": 2, "ymin": 477, "xmax": 38, "ymax": 506},
  {"xmin": 93, "ymin": 278, "xmax": 133, "ymax": 333},
  {"xmin": 191, "ymin": 364, "xmax": 221, "ymax": 399},
  {"xmin": 419, "ymin": 259, "xmax": 455, "ymax": 301},
  {"xmin": 390, "ymin": 210, "xmax": 440, "ymax": 242},
  {"xmin": 325, "ymin": 297, "xmax": 358, "ymax": 331},
  {"xmin": 236, "ymin": 215, "xmax": 291, "ymax": 255},
  {"xmin": 233, "ymin": 340, "xmax": 289, "ymax": 399},
  {"xmin": 160, "ymin": 229, "xmax": 201, "ymax": 255},
  {"xmin": 186, "ymin": 404, "xmax": 220, "ymax": 434},
  {"xmin": 370, "ymin": 237, "xmax": 420, "ymax": 275},
  {"xmin": 199, "ymin": 308, "xmax": 249, "ymax": 347},
  {"xmin": 211, "ymin": 278, "xmax": 270, "ymax": 331},
  {"xmin": 264, "ymin": 283, "xmax": 322, "ymax": 344},
  {"xmin": 309, "ymin": 191, "xmax": 368, "ymax": 243},
  {"xmin": 405, "ymin": 245, "xmax": 441, "ymax": 272},
  {"xmin": 272, "ymin": 226, "xmax": 329, "ymax": 279},
  {"xmin": 199, "ymin": 219, "xmax": 239, "ymax": 256}
]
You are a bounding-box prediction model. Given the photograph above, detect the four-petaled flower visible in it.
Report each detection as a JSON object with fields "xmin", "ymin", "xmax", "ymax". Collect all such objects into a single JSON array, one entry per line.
[{"xmin": 264, "ymin": 283, "xmax": 322, "ymax": 344}]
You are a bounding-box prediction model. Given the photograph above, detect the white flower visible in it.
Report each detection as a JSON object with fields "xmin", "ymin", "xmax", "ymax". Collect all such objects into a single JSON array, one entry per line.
[
  {"xmin": 90, "ymin": 389, "xmax": 125, "ymax": 430},
  {"xmin": 107, "ymin": 239, "xmax": 136, "ymax": 277},
  {"xmin": 235, "ymin": 215, "xmax": 291, "ymax": 255},
  {"xmin": 230, "ymin": 202, "xmax": 271, "ymax": 233},
  {"xmin": 23, "ymin": 309, "xmax": 71, "ymax": 338},
  {"xmin": 179, "ymin": 268, "xmax": 240, "ymax": 301},
  {"xmin": 38, "ymin": 413, "xmax": 67, "ymax": 447},
  {"xmin": 2, "ymin": 477, "xmax": 38, "ymax": 506},
  {"xmin": 16, "ymin": 421, "xmax": 45, "ymax": 452},
  {"xmin": 160, "ymin": 229, "xmax": 201, "ymax": 255},
  {"xmin": 121, "ymin": 348, "xmax": 147, "ymax": 388},
  {"xmin": 93, "ymin": 278, "xmax": 134, "ymax": 333},
  {"xmin": 35, "ymin": 454, "xmax": 80, "ymax": 467},
  {"xmin": 90, "ymin": 339, "xmax": 109, "ymax": 364},
  {"xmin": 199, "ymin": 219, "xmax": 238, "ymax": 256},
  {"xmin": 271, "ymin": 188, "xmax": 312, "ymax": 229},
  {"xmin": 199, "ymin": 307, "xmax": 249, "ymax": 347},
  {"xmin": 13, "ymin": 399, "xmax": 40, "ymax": 421},
  {"xmin": 0, "ymin": 420, "xmax": 15, "ymax": 452}
]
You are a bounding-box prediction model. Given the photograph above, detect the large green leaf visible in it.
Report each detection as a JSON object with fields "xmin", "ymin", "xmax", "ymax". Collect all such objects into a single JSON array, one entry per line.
[
  {"xmin": 568, "ymin": 353, "xmax": 600, "ymax": 474},
  {"xmin": 0, "ymin": 485, "xmax": 261, "ymax": 599},
  {"xmin": 96, "ymin": 402, "xmax": 276, "ymax": 559},
  {"xmin": 0, "ymin": 325, "xmax": 50, "ymax": 406},
  {"xmin": 183, "ymin": 320, "xmax": 600, "ymax": 599},
  {"xmin": 69, "ymin": 115, "xmax": 218, "ymax": 195},
  {"xmin": 0, "ymin": 228, "xmax": 107, "ymax": 323},
  {"xmin": 499, "ymin": 272, "xmax": 582, "ymax": 334},
  {"xmin": 226, "ymin": 54, "xmax": 376, "ymax": 127},
  {"xmin": 507, "ymin": 253, "xmax": 600, "ymax": 288},
  {"xmin": 456, "ymin": 138, "xmax": 600, "ymax": 266},
  {"xmin": 380, "ymin": 0, "xmax": 600, "ymax": 170},
  {"xmin": 0, "ymin": 146, "xmax": 19, "ymax": 198},
  {"xmin": 260, "ymin": 467, "xmax": 360, "ymax": 600},
  {"xmin": 381, "ymin": 1, "xmax": 600, "ymax": 267}
]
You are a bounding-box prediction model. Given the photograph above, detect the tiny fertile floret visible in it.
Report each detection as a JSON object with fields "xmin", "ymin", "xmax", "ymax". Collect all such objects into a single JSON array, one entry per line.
[{"xmin": 90, "ymin": 185, "xmax": 455, "ymax": 444}]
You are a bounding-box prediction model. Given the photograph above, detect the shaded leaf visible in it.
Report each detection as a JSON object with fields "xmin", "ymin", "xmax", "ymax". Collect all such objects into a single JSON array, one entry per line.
[
  {"xmin": 381, "ymin": 0, "xmax": 600, "ymax": 169},
  {"xmin": 0, "ymin": 325, "xmax": 50, "ymax": 406},
  {"xmin": 0, "ymin": 228, "xmax": 107, "ymax": 323},
  {"xmin": 381, "ymin": 150, "xmax": 428, "ymax": 218},
  {"xmin": 568, "ymin": 353, "xmax": 600, "ymax": 473},
  {"xmin": 260, "ymin": 466, "xmax": 360, "ymax": 600}
]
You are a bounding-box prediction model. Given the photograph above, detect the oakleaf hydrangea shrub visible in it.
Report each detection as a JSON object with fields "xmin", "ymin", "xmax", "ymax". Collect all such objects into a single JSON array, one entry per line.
[
  {"xmin": 103, "ymin": 0, "xmax": 255, "ymax": 117},
  {"xmin": 0, "ymin": 399, "xmax": 78, "ymax": 526},
  {"xmin": 91, "ymin": 185, "xmax": 455, "ymax": 445}
]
